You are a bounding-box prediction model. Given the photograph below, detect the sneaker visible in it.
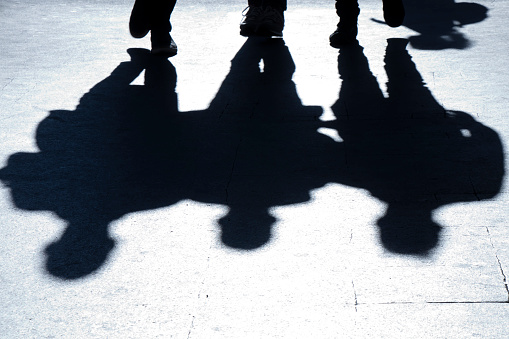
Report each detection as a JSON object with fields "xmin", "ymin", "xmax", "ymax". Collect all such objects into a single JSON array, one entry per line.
[
  {"xmin": 382, "ymin": 0, "xmax": 405, "ymax": 27},
  {"xmin": 240, "ymin": 6, "xmax": 284, "ymax": 37},
  {"xmin": 330, "ymin": 22, "xmax": 358, "ymax": 48},
  {"xmin": 151, "ymin": 31, "xmax": 178, "ymax": 57},
  {"xmin": 129, "ymin": 0, "xmax": 151, "ymax": 38}
]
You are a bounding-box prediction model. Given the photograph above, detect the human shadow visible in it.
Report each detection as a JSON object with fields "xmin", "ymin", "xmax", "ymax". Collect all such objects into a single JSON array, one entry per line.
[
  {"xmin": 373, "ymin": 0, "xmax": 489, "ymax": 50},
  {"xmin": 204, "ymin": 38, "xmax": 332, "ymax": 249},
  {"xmin": 0, "ymin": 38, "xmax": 337, "ymax": 279},
  {"xmin": 0, "ymin": 49, "xmax": 182, "ymax": 279},
  {"xmin": 0, "ymin": 37, "xmax": 504, "ymax": 279},
  {"xmin": 329, "ymin": 39, "xmax": 504, "ymax": 253}
]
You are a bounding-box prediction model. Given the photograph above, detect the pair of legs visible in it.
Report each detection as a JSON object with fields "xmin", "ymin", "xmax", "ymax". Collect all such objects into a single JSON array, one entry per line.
[
  {"xmin": 330, "ymin": 0, "xmax": 405, "ymax": 46},
  {"xmin": 241, "ymin": 0, "xmax": 405, "ymax": 47},
  {"xmin": 240, "ymin": 0, "xmax": 287, "ymax": 37},
  {"xmin": 129, "ymin": 0, "xmax": 178, "ymax": 56}
]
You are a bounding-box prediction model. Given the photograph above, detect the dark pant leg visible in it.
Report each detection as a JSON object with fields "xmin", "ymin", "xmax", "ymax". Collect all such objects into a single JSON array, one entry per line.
[
  {"xmin": 248, "ymin": 0, "xmax": 287, "ymax": 11},
  {"xmin": 150, "ymin": 0, "xmax": 177, "ymax": 32},
  {"xmin": 335, "ymin": 0, "xmax": 360, "ymax": 22}
]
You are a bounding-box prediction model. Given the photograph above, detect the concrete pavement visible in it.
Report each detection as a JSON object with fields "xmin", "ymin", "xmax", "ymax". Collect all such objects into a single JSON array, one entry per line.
[{"xmin": 0, "ymin": 0, "xmax": 508, "ymax": 337}]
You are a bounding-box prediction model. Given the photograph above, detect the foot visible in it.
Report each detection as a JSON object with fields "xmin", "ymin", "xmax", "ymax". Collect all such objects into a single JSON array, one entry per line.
[
  {"xmin": 330, "ymin": 22, "xmax": 358, "ymax": 48},
  {"xmin": 129, "ymin": 0, "xmax": 150, "ymax": 38},
  {"xmin": 382, "ymin": 0, "xmax": 405, "ymax": 27},
  {"xmin": 151, "ymin": 31, "xmax": 178, "ymax": 57},
  {"xmin": 240, "ymin": 6, "xmax": 284, "ymax": 37}
]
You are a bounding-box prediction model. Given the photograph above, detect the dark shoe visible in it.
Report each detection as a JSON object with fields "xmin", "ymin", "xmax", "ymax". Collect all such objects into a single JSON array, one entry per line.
[
  {"xmin": 330, "ymin": 22, "xmax": 358, "ymax": 48},
  {"xmin": 382, "ymin": 0, "xmax": 405, "ymax": 27},
  {"xmin": 151, "ymin": 31, "xmax": 178, "ymax": 57},
  {"xmin": 129, "ymin": 0, "xmax": 151, "ymax": 38},
  {"xmin": 240, "ymin": 6, "xmax": 284, "ymax": 37}
]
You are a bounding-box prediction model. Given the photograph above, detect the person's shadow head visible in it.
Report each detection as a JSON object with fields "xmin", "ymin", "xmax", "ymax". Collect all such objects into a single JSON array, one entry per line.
[
  {"xmin": 401, "ymin": 0, "xmax": 489, "ymax": 50},
  {"xmin": 332, "ymin": 38, "xmax": 504, "ymax": 254},
  {"xmin": 218, "ymin": 207, "xmax": 276, "ymax": 250},
  {"xmin": 377, "ymin": 204, "xmax": 441, "ymax": 254}
]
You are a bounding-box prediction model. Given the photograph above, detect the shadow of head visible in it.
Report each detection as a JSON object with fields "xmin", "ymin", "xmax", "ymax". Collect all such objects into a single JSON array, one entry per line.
[
  {"xmin": 377, "ymin": 204, "xmax": 441, "ymax": 255},
  {"xmin": 402, "ymin": 0, "xmax": 489, "ymax": 50},
  {"xmin": 219, "ymin": 208, "xmax": 276, "ymax": 250}
]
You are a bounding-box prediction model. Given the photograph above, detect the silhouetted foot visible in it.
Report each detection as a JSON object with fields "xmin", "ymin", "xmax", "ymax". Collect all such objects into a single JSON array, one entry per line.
[
  {"xmin": 129, "ymin": 0, "xmax": 150, "ymax": 38},
  {"xmin": 151, "ymin": 31, "xmax": 178, "ymax": 57},
  {"xmin": 330, "ymin": 22, "xmax": 358, "ymax": 48},
  {"xmin": 382, "ymin": 0, "xmax": 405, "ymax": 27},
  {"xmin": 240, "ymin": 6, "xmax": 284, "ymax": 37}
]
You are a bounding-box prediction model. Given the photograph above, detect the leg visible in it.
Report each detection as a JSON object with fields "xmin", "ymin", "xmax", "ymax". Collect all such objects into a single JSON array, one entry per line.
[
  {"xmin": 129, "ymin": 0, "xmax": 178, "ymax": 57},
  {"xmin": 382, "ymin": 0, "xmax": 405, "ymax": 27},
  {"xmin": 150, "ymin": 0, "xmax": 178, "ymax": 56},
  {"xmin": 129, "ymin": 0, "xmax": 152, "ymax": 38},
  {"xmin": 330, "ymin": 0, "xmax": 360, "ymax": 48}
]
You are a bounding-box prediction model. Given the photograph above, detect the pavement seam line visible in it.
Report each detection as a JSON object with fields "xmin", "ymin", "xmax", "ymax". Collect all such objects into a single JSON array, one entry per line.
[{"xmin": 356, "ymin": 301, "xmax": 509, "ymax": 305}]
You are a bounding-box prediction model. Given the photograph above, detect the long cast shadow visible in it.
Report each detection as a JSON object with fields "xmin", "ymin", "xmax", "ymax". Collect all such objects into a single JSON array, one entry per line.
[
  {"xmin": 329, "ymin": 39, "xmax": 504, "ymax": 253},
  {"xmin": 0, "ymin": 38, "xmax": 504, "ymax": 279}
]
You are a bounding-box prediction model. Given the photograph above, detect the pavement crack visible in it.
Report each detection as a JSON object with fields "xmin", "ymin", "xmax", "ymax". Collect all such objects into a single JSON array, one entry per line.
[
  {"xmin": 470, "ymin": 177, "xmax": 481, "ymax": 201},
  {"xmin": 187, "ymin": 315, "xmax": 196, "ymax": 339},
  {"xmin": 1, "ymin": 77, "xmax": 15, "ymax": 90},
  {"xmin": 197, "ymin": 253, "xmax": 212, "ymax": 300},
  {"xmin": 486, "ymin": 227, "xmax": 509, "ymax": 301},
  {"xmin": 496, "ymin": 255, "xmax": 509, "ymax": 301},
  {"xmin": 189, "ymin": 254, "xmax": 213, "ymax": 338},
  {"xmin": 218, "ymin": 103, "xmax": 229, "ymax": 119},
  {"xmin": 352, "ymin": 280, "xmax": 358, "ymax": 312}
]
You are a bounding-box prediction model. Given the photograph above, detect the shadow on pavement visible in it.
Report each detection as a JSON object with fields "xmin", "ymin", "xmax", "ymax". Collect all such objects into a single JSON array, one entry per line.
[
  {"xmin": 0, "ymin": 38, "xmax": 330, "ymax": 279},
  {"xmin": 329, "ymin": 38, "xmax": 504, "ymax": 253},
  {"xmin": 0, "ymin": 38, "xmax": 504, "ymax": 279},
  {"xmin": 373, "ymin": 0, "xmax": 489, "ymax": 50}
]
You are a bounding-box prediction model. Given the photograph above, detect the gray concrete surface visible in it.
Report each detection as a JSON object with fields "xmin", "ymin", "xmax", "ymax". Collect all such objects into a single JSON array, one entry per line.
[{"xmin": 0, "ymin": 0, "xmax": 508, "ymax": 337}]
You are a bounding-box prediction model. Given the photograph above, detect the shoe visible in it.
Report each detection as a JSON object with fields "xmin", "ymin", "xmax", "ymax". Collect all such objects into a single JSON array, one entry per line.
[
  {"xmin": 129, "ymin": 0, "xmax": 151, "ymax": 38},
  {"xmin": 382, "ymin": 0, "xmax": 405, "ymax": 27},
  {"xmin": 330, "ymin": 22, "xmax": 358, "ymax": 48},
  {"xmin": 151, "ymin": 31, "xmax": 178, "ymax": 57},
  {"xmin": 240, "ymin": 6, "xmax": 284, "ymax": 37}
]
